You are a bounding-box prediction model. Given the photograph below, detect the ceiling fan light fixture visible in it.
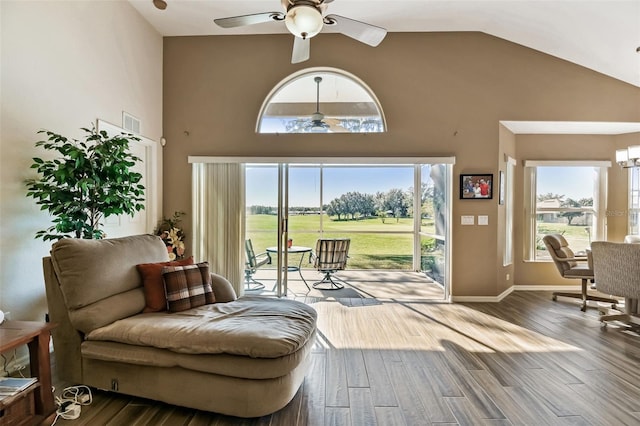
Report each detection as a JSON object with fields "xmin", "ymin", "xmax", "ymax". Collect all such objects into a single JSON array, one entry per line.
[
  {"xmin": 285, "ymin": 5, "xmax": 323, "ymax": 39},
  {"xmin": 153, "ymin": 0, "xmax": 167, "ymax": 10}
]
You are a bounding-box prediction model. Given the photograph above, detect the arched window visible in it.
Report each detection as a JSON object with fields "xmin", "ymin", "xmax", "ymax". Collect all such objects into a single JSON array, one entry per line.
[{"xmin": 256, "ymin": 67, "xmax": 386, "ymax": 134}]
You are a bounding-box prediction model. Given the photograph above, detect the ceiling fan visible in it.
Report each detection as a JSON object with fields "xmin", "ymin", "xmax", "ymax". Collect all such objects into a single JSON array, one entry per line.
[
  {"xmin": 213, "ymin": 0, "xmax": 387, "ymax": 63},
  {"xmin": 303, "ymin": 76, "xmax": 348, "ymax": 133}
]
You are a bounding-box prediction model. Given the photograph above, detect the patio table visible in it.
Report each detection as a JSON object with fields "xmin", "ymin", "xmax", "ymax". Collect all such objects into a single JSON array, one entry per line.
[{"xmin": 266, "ymin": 246, "xmax": 312, "ymax": 290}]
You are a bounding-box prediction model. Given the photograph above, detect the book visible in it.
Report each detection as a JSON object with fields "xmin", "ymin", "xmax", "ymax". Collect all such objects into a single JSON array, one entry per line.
[{"xmin": 0, "ymin": 377, "xmax": 38, "ymax": 399}]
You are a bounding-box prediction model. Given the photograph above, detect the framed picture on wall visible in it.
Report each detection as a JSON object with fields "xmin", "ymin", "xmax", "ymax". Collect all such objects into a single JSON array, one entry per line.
[{"xmin": 460, "ymin": 174, "xmax": 493, "ymax": 199}]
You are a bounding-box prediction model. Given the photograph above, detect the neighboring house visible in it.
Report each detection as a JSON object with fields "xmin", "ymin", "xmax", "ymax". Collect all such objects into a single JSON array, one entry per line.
[
  {"xmin": 537, "ymin": 199, "xmax": 563, "ymax": 223},
  {"xmin": 536, "ymin": 198, "xmax": 593, "ymax": 226}
]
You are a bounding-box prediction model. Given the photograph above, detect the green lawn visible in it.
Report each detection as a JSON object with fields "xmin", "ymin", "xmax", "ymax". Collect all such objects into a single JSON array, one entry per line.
[
  {"xmin": 248, "ymin": 214, "xmax": 590, "ymax": 267},
  {"xmin": 246, "ymin": 214, "xmax": 430, "ymax": 269},
  {"xmin": 536, "ymin": 222, "xmax": 593, "ymax": 251}
]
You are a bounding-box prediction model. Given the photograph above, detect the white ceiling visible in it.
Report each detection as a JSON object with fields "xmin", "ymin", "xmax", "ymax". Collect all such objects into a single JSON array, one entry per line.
[{"xmin": 129, "ymin": 0, "xmax": 640, "ymax": 88}]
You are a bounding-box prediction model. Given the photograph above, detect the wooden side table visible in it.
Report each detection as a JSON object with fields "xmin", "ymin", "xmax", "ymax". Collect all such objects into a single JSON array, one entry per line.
[{"xmin": 0, "ymin": 320, "xmax": 57, "ymax": 425}]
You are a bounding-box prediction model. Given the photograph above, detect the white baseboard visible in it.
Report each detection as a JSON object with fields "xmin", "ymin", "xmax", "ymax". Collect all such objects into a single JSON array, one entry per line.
[
  {"xmin": 452, "ymin": 286, "xmax": 514, "ymax": 303},
  {"xmin": 514, "ymin": 285, "xmax": 580, "ymax": 291},
  {"xmin": 452, "ymin": 284, "xmax": 582, "ymax": 303}
]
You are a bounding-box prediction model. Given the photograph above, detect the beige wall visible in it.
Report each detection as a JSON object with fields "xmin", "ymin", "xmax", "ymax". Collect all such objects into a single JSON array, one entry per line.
[
  {"xmin": 163, "ymin": 32, "xmax": 639, "ymax": 298},
  {"xmin": 0, "ymin": 1, "xmax": 163, "ymax": 320}
]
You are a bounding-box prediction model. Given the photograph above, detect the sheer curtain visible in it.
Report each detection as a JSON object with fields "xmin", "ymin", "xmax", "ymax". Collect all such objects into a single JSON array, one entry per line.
[{"xmin": 192, "ymin": 162, "xmax": 246, "ymax": 296}]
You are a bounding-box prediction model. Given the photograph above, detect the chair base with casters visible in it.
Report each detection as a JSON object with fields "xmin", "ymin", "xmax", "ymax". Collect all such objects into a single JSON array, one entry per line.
[
  {"xmin": 598, "ymin": 300, "xmax": 640, "ymax": 330},
  {"xmin": 551, "ymin": 277, "xmax": 618, "ymax": 312}
]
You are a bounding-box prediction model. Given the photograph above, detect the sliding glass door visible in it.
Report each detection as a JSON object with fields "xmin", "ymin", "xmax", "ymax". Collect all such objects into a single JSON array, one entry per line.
[{"xmin": 245, "ymin": 160, "xmax": 452, "ymax": 299}]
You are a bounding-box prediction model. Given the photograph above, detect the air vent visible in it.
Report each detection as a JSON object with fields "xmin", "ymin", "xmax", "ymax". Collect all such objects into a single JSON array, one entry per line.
[{"xmin": 122, "ymin": 112, "xmax": 141, "ymax": 134}]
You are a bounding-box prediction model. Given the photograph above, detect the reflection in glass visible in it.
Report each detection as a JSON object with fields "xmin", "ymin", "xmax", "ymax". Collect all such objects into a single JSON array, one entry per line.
[
  {"xmin": 257, "ymin": 68, "xmax": 386, "ymax": 134},
  {"xmin": 420, "ymin": 164, "xmax": 448, "ymax": 285},
  {"xmin": 421, "ymin": 235, "xmax": 445, "ymax": 284}
]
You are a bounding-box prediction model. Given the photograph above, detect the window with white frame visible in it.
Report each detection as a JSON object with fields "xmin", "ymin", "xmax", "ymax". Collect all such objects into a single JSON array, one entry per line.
[
  {"xmin": 523, "ymin": 161, "xmax": 610, "ymax": 261},
  {"xmin": 503, "ymin": 157, "xmax": 515, "ymax": 266},
  {"xmin": 629, "ymin": 167, "xmax": 640, "ymax": 235}
]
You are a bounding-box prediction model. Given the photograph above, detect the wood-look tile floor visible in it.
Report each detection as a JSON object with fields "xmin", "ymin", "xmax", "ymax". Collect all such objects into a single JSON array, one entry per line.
[{"xmin": 52, "ymin": 285, "xmax": 640, "ymax": 426}]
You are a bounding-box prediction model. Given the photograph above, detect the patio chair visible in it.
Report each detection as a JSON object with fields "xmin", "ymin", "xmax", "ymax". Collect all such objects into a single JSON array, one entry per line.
[
  {"xmin": 311, "ymin": 238, "xmax": 350, "ymax": 290},
  {"xmin": 244, "ymin": 239, "xmax": 271, "ymax": 291},
  {"xmin": 543, "ymin": 234, "xmax": 617, "ymax": 311}
]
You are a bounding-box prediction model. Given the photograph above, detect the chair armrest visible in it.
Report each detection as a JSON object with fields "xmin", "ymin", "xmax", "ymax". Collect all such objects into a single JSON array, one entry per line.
[
  {"xmin": 560, "ymin": 257, "xmax": 589, "ymax": 263},
  {"xmin": 256, "ymin": 251, "xmax": 271, "ymax": 265}
]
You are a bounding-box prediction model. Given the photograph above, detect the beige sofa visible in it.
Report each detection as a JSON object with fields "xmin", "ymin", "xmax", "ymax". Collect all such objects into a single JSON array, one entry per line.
[{"xmin": 43, "ymin": 234, "xmax": 317, "ymax": 418}]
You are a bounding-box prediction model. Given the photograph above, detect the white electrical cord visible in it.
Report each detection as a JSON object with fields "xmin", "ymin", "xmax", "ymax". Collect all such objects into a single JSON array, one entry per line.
[{"xmin": 51, "ymin": 385, "xmax": 92, "ymax": 425}]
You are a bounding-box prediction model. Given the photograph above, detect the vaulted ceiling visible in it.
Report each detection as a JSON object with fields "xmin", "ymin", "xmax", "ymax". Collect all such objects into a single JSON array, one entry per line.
[{"xmin": 129, "ymin": 0, "xmax": 640, "ymax": 88}]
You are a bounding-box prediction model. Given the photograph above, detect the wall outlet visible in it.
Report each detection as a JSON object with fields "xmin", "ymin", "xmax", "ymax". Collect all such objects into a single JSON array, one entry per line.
[{"xmin": 506, "ymin": 273, "xmax": 510, "ymax": 281}]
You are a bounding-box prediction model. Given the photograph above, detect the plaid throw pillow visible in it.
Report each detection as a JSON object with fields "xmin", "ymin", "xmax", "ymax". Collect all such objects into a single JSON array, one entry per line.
[
  {"xmin": 137, "ymin": 256, "xmax": 195, "ymax": 313},
  {"xmin": 162, "ymin": 262, "xmax": 215, "ymax": 312}
]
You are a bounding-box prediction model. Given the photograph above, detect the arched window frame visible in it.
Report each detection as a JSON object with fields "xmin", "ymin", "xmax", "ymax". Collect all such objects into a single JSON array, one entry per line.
[{"xmin": 256, "ymin": 67, "xmax": 387, "ymax": 134}]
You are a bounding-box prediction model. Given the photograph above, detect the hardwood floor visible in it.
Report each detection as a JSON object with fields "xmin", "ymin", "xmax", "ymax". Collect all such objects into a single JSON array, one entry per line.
[{"xmin": 51, "ymin": 286, "xmax": 640, "ymax": 425}]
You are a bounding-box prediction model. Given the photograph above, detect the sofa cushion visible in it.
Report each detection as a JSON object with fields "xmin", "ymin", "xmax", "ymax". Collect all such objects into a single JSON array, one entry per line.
[
  {"xmin": 69, "ymin": 288, "xmax": 146, "ymax": 334},
  {"xmin": 85, "ymin": 297, "xmax": 317, "ymax": 358},
  {"xmin": 81, "ymin": 334, "xmax": 315, "ymax": 380},
  {"xmin": 137, "ymin": 256, "xmax": 194, "ymax": 313},
  {"xmin": 162, "ymin": 263, "xmax": 215, "ymax": 312},
  {"xmin": 50, "ymin": 235, "xmax": 171, "ymax": 333},
  {"xmin": 51, "ymin": 234, "xmax": 169, "ymax": 310}
]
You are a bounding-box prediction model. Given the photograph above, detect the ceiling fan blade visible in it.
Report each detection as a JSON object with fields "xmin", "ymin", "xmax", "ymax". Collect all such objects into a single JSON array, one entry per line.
[
  {"xmin": 291, "ymin": 36, "xmax": 310, "ymax": 64},
  {"xmin": 214, "ymin": 12, "xmax": 284, "ymax": 28},
  {"xmin": 324, "ymin": 14, "xmax": 387, "ymax": 47},
  {"xmin": 325, "ymin": 118, "xmax": 350, "ymax": 133}
]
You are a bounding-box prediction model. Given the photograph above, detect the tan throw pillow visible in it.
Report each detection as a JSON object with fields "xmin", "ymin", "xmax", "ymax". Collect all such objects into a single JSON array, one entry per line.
[
  {"xmin": 162, "ymin": 262, "xmax": 215, "ymax": 313},
  {"xmin": 136, "ymin": 256, "xmax": 194, "ymax": 313}
]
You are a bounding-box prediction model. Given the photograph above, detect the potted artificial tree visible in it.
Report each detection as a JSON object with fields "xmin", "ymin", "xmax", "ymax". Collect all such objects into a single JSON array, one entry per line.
[{"xmin": 26, "ymin": 126, "xmax": 145, "ymax": 240}]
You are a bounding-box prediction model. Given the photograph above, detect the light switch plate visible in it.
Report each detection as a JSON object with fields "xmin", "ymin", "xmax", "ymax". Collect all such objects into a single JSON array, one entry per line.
[
  {"xmin": 461, "ymin": 215, "xmax": 475, "ymax": 225},
  {"xmin": 478, "ymin": 215, "xmax": 489, "ymax": 225}
]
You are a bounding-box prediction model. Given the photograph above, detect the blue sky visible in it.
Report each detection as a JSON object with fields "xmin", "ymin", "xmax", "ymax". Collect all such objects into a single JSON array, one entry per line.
[
  {"xmin": 537, "ymin": 166, "xmax": 595, "ymax": 200},
  {"xmin": 246, "ymin": 165, "xmax": 595, "ymax": 207},
  {"xmin": 246, "ymin": 166, "xmax": 416, "ymax": 207}
]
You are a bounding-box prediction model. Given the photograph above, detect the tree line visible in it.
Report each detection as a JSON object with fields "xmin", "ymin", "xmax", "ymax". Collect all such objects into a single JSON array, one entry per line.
[{"xmin": 248, "ymin": 185, "xmax": 437, "ymax": 222}]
